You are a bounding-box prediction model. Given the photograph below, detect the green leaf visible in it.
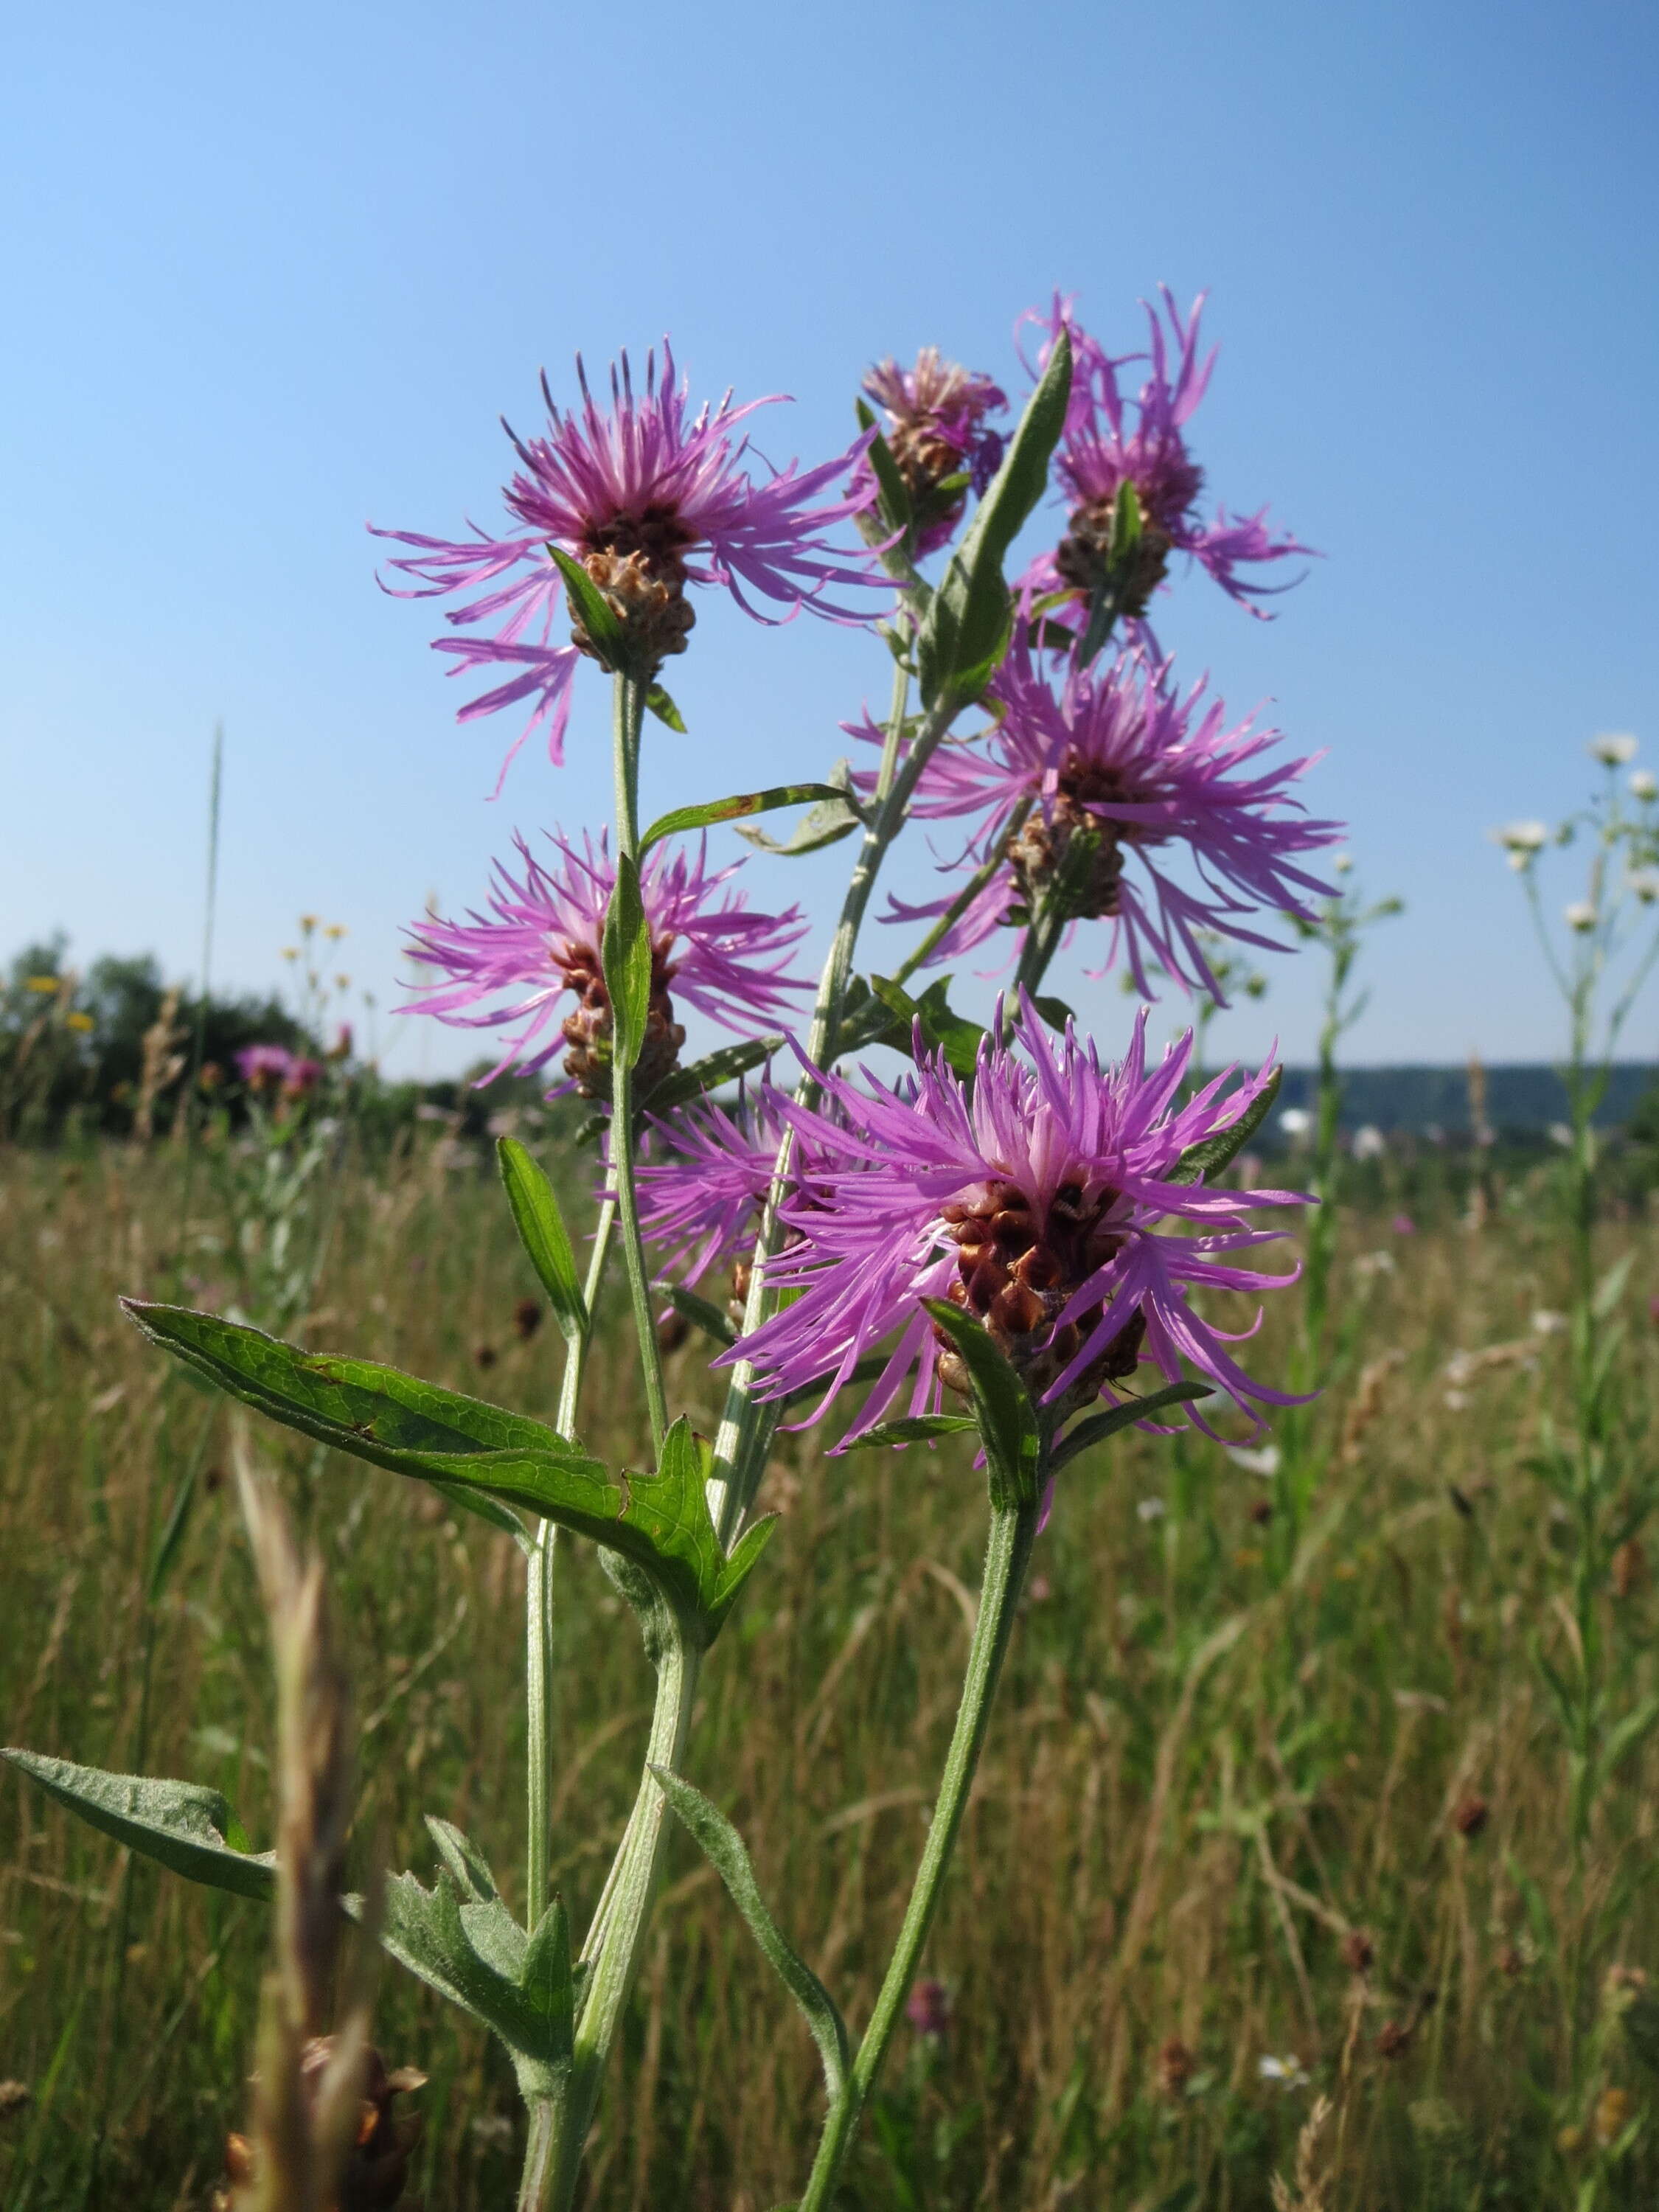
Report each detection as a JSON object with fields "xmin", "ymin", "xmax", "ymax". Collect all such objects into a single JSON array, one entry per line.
[
  {"xmin": 641, "ymin": 782, "xmax": 849, "ymax": 855},
  {"xmin": 870, "ymin": 975, "xmax": 987, "ymax": 1080},
  {"xmin": 641, "ymin": 1035, "xmax": 782, "ymax": 1116},
  {"xmin": 646, "ymin": 684, "xmax": 686, "ymax": 733},
  {"xmin": 919, "ymin": 1300, "xmax": 1042, "ymax": 1509},
  {"xmin": 846, "ymin": 1414, "xmax": 978, "ymax": 1450},
  {"xmin": 602, "ymin": 853, "xmax": 653, "ymax": 1074},
  {"xmin": 1168, "ymin": 1067, "xmax": 1283, "ymax": 1186},
  {"xmin": 652, "ymin": 1767, "xmax": 849, "ymax": 2098},
  {"xmin": 1050, "ymin": 1382, "xmax": 1215, "ymax": 1470},
  {"xmin": 661, "ymin": 1283, "xmax": 738, "ymax": 1349},
  {"xmin": 1, "ymin": 1750, "xmax": 274, "ymax": 1901},
  {"xmin": 378, "ymin": 1867, "xmax": 573, "ymax": 2076},
  {"xmin": 497, "ymin": 1138, "xmax": 586, "ymax": 1345},
  {"xmin": 1593, "ymin": 1251, "xmax": 1636, "ymax": 1319},
  {"xmin": 547, "ymin": 544, "xmax": 627, "ymax": 669},
  {"xmin": 855, "ymin": 401, "xmax": 914, "ymax": 538},
  {"xmin": 1032, "ymin": 995, "xmax": 1075, "ymax": 1032},
  {"xmin": 1600, "ymin": 1692, "xmax": 1659, "ymax": 1776},
  {"xmin": 121, "ymin": 1304, "xmax": 768, "ymax": 1644},
  {"xmin": 915, "ymin": 330, "xmax": 1072, "ymax": 711},
  {"xmin": 1108, "ymin": 479, "xmax": 1143, "ymax": 566}
]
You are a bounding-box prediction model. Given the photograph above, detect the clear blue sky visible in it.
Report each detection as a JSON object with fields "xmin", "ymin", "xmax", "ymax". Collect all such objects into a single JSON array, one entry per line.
[{"xmin": 5, "ymin": 0, "xmax": 1657, "ymax": 1075}]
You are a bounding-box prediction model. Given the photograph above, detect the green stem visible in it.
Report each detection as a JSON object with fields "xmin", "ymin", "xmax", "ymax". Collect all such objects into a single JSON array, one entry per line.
[
  {"xmin": 710, "ymin": 665, "xmax": 964, "ymax": 1540},
  {"xmin": 527, "ymin": 1627, "xmax": 701, "ymax": 2212},
  {"xmin": 797, "ymin": 1494, "xmax": 1040, "ymax": 2211},
  {"xmin": 609, "ymin": 669, "xmax": 669, "ymax": 1456}
]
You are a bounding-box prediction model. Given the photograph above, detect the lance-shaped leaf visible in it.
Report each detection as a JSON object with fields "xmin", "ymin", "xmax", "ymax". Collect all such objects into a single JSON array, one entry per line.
[
  {"xmin": 921, "ymin": 1299, "xmax": 1042, "ymax": 1509},
  {"xmin": 1168, "ymin": 1067, "xmax": 1282, "ymax": 1187},
  {"xmin": 1049, "ymin": 1381, "xmax": 1216, "ymax": 1471},
  {"xmin": 870, "ymin": 975, "xmax": 987, "ymax": 1081},
  {"xmin": 641, "ymin": 782, "xmax": 849, "ymax": 855},
  {"xmin": 602, "ymin": 854, "xmax": 653, "ymax": 1073},
  {"xmin": 916, "ymin": 330, "xmax": 1071, "ymax": 711},
  {"xmin": 646, "ymin": 684, "xmax": 686, "ymax": 732},
  {"xmin": 846, "ymin": 1413, "xmax": 978, "ymax": 1450},
  {"xmin": 122, "ymin": 1304, "xmax": 771, "ymax": 1643},
  {"xmin": 1, "ymin": 1750, "xmax": 275, "ymax": 1901},
  {"xmin": 641, "ymin": 1034, "xmax": 782, "ymax": 1117},
  {"xmin": 735, "ymin": 786, "xmax": 861, "ymax": 858},
  {"xmin": 653, "ymin": 1767, "xmax": 849, "ymax": 2098},
  {"xmin": 497, "ymin": 1138, "xmax": 586, "ymax": 1346},
  {"xmin": 547, "ymin": 545, "xmax": 627, "ymax": 671},
  {"xmin": 855, "ymin": 399, "xmax": 914, "ymax": 539},
  {"xmin": 660, "ymin": 1283, "xmax": 737, "ymax": 1349}
]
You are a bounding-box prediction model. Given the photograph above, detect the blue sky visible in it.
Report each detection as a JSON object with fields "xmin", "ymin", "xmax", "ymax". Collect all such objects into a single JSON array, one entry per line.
[{"xmin": 4, "ymin": 0, "xmax": 1656, "ymax": 1075}]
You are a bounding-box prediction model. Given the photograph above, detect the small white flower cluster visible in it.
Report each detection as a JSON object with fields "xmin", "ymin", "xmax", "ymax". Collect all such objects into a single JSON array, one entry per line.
[
  {"xmin": 1589, "ymin": 731, "xmax": 1639, "ymax": 768},
  {"xmin": 1495, "ymin": 818, "xmax": 1548, "ymax": 872}
]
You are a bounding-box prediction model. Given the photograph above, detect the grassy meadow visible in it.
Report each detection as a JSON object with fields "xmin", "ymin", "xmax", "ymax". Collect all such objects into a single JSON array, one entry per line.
[{"xmin": 4, "ymin": 1127, "xmax": 1659, "ymax": 2209}]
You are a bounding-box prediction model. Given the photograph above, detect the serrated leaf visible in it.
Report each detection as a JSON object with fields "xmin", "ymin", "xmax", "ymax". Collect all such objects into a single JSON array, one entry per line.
[
  {"xmin": 641, "ymin": 782, "xmax": 849, "ymax": 855},
  {"xmin": 1, "ymin": 1750, "xmax": 274, "ymax": 1900},
  {"xmin": 870, "ymin": 975, "xmax": 987, "ymax": 1080},
  {"xmin": 916, "ymin": 331, "xmax": 1071, "ymax": 711},
  {"xmin": 1168, "ymin": 1068, "xmax": 1283, "ymax": 1187},
  {"xmin": 846, "ymin": 1415, "xmax": 978, "ymax": 1450},
  {"xmin": 424, "ymin": 1815, "xmax": 499, "ymax": 1904},
  {"xmin": 601, "ymin": 854, "xmax": 653, "ymax": 1073},
  {"xmin": 660, "ymin": 1284, "xmax": 738, "ymax": 1349},
  {"xmin": 920, "ymin": 1300, "xmax": 1041, "ymax": 1509},
  {"xmin": 121, "ymin": 1304, "xmax": 768, "ymax": 1644},
  {"xmin": 547, "ymin": 545, "xmax": 627, "ymax": 670},
  {"xmin": 497, "ymin": 1138, "xmax": 586, "ymax": 1345},
  {"xmin": 653, "ymin": 1767, "xmax": 849, "ymax": 2098},
  {"xmin": 378, "ymin": 1868, "xmax": 571, "ymax": 2073},
  {"xmin": 646, "ymin": 684, "xmax": 686, "ymax": 733},
  {"xmin": 1050, "ymin": 1382, "xmax": 1215, "ymax": 1470}
]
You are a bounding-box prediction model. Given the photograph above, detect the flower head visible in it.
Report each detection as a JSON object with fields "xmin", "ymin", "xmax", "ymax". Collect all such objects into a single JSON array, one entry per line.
[
  {"xmin": 858, "ymin": 349, "xmax": 1007, "ymax": 556},
  {"xmin": 637, "ymin": 1089, "xmax": 787, "ymax": 1290},
  {"xmin": 1590, "ymin": 731, "xmax": 1638, "ymax": 768},
  {"xmin": 403, "ymin": 832, "xmax": 810, "ymax": 1097},
  {"xmin": 1565, "ymin": 900, "xmax": 1599, "ymax": 933},
  {"xmin": 876, "ymin": 633, "xmax": 1339, "ymax": 998},
  {"xmin": 1018, "ymin": 290, "xmax": 1313, "ymax": 620},
  {"xmin": 1495, "ymin": 820, "xmax": 1548, "ymax": 856},
  {"xmin": 726, "ymin": 999, "xmax": 1304, "ymax": 1445},
  {"xmin": 375, "ymin": 345, "xmax": 889, "ymax": 789},
  {"xmin": 1630, "ymin": 769, "xmax": 1657, "ymax": 803}
]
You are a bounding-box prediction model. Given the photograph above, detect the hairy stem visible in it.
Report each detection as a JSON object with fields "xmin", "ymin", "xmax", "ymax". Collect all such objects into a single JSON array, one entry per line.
[
  {"xmin": 609, "ymin": 669, "xmax": 670, "ymax": 1456},
  {"xmin": 797, "ymin": 1492, "xmax": 1040, "ymax": 2211}
]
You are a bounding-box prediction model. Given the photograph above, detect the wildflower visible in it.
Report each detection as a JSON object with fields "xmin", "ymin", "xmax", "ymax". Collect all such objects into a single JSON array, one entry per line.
[
  {"xmin": 282, "ymin": 1057, "xmax": 322, "ymax": 1102},
  {"xmin": 1258, "ymin": 2053, "xmax": 1310, "ymax": 2090},
  {"xmin": 1628, "ymin": 868, "xmax": 1659, "ymax": 904},
  {"xmin": 375, "ymin": 345, "xmax": 888, "ymax": 788},
  {"xmin": 1340, "ymin": 1930, "xmax": 1375, "ymax": 1975},
  {"xmin": 1453, "ymin": 1795, "xmax": 1490, "ymax": 1838},
  {"xmin": 24, "ymin": 975, "xmax": 59, "ymax": 994},
  {"xmin": 403, "ymin": 832, "xmax": 810, "ymax": 1099},
  {"xmin": 876, "ymin": 635, "xmax": 1338, "ymax": 999},
  {"xmin": 1278, "ymin": 1107, "xmax": 1312, "ymax": 1140},
  {"xmin": 1391, "ymin": 1212, "xmax": 1417, "ymax": 1236},
  {"xmin": 1589, "ymin": 732, "xmax": 1638, "ymax": 767},
  {"xmin": 637, "ymin": 1089, "xmax": 785, "ymax": 1290},
  {"xmin": 65, "ymin": 1010, "xmax": 94, "ymax": 1033},
  {"xmin": 858, "ymin": 348, "xmax": 1007, "ymax": 555},
  {"xmin": 1157, "ymin": 2037, "xmax": 1196, "ymax": 2098},
  {"xmin": 905, "ymin": 1979, "xmax": 952, "ymax": 2038},
  {"xmin": 726, "ymin": 999, "xmax": 1305, "ymax": 1444},
  {"xmin": 1564, "ymin": 900, "xmax": 1598, "ymax": 932},
  {"xmin": 1632, "ymin": 770, "xmax": 1658, "ymax": 802},
  {"xmin": 1352, "ymin": 1124, "xmax": 1386, "ymax": 1162},
  {"xmin": 1019, "ymin": 289, "xmax": 1312, "ymax": 620},
  {"xmin": 1494, "ymin": 820, "xmax": 1548, "ymax": 868},
  {"xmin": 236, "ymin": 1043, "xmax": 297, "ymax": 1093},
  {"xmin": 1137, "ymin": 1495, "xmax": 1168, "ymax": 1522}
]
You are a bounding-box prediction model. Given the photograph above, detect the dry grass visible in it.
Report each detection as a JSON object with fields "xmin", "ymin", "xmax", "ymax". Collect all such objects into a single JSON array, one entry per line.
[{"xmin": 3, "ymin": 1134, "xmax": 1659, "ymax": 2208}]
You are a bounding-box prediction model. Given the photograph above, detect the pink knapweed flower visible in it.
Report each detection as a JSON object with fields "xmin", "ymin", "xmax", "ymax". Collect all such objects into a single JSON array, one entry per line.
[
  {"xmin": 375, "ymin": 344, "xmax": 888, "ymax": 789},
  {"xmin": 235, "ymin": 1043, "xmax": 293, "ymax": 1089},
  {"xmin": 1018, "ymin": 289, "xmax": 1313, "ymax": 619},
  {"xmin": 725, "ymin": 998, "xmax": 1304, "ymax": 1444},
  {"xmin": 858, "ymin": 348, "xmax": 1007, "ymax": 556},
  {"xmin": 877, "ymin": 632, "xmax": 1339, "ymax": 998},
  {"xmin": 637, "ymin": 1090, "xmax": 786, "ymax": 1289},
  {"xmin": 404, "ymin": 832, "xmax": 811, "ymax": 1097}
]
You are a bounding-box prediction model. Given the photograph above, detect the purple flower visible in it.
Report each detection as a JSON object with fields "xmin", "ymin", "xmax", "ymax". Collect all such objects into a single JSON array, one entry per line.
[
  {"xmin": 905, "ymin": 1979, "xmax": 953, "ymax": 2038},
  {"xmin": 876, "ymin": 631, "xmax": 1340, "ymax": 998},
  {"xmin": 403, "ymin": 832, "xmax": 812, "ymax": 1098},
  {"xmin": 235, "ymin": 1043, "xmax": 293, "ymax": 1089},
  {"xmin": 857, "ymin": 349, "xmax": 1007, "ymax": 557},
  {"xmin": 637, "ymin": 1090, "xmax": 785, "ymax": 1290},
  {"xmin": 1018, "ymin": 289, "xmax": 1313, "ymax": 620},
  {"xmin": 725, "ymin": 998, "xmax": 1305, "ymax": 1445},
  {"xmin": 375, "ymin": 345, "xmax": 889, "ymax": 790}
]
